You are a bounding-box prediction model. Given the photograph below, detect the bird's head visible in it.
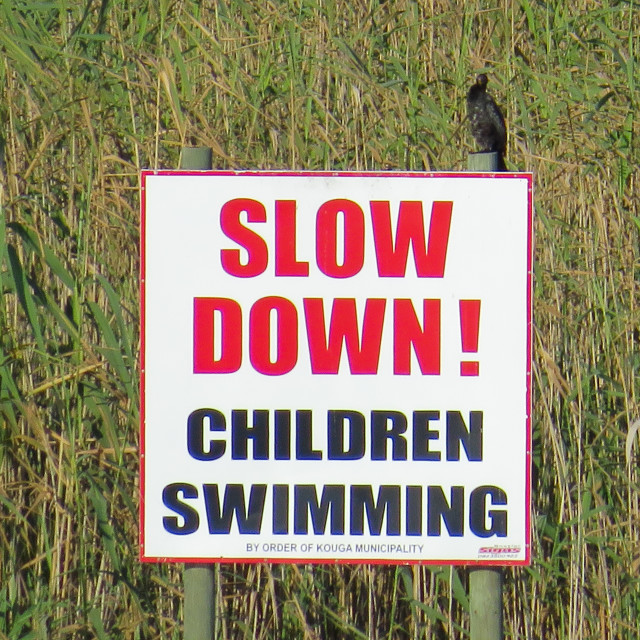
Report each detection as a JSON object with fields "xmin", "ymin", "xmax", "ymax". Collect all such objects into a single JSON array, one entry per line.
[{"xmin": 476, "ymin": 73, "xmax": 488, "ymax": 88}]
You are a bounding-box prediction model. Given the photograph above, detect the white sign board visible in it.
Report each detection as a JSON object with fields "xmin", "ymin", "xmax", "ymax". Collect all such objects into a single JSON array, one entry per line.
[{"xmin": 140, "ymin": 171, "xmax": 533, "ymax": 565}]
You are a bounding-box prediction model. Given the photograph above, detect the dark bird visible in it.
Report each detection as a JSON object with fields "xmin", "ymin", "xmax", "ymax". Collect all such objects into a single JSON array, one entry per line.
[{"xmin": 466, "ymin": 74, "xmax": 507, "ymax": 170}]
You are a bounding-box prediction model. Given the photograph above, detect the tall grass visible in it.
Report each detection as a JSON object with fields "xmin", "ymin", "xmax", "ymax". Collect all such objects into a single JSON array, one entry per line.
[{"xmin": 0, "ymin": 0, "xmax": 638, "ymax": 638}]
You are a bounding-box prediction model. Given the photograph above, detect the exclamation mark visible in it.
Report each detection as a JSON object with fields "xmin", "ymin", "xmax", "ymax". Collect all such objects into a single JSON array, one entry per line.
[{"xmin": 460, "ymin": 300, "xmax": 481, "ymax": 376}]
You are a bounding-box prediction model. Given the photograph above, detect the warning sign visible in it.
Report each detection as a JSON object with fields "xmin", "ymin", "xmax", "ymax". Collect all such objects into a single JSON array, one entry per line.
[{"xmin": 140, "ymin": 170, "xmax": 533, "ymax": 565}]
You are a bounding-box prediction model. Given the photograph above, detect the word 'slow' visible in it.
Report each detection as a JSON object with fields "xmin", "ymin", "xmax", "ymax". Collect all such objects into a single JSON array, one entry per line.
[{"xmin": 220, "ymin": 198, "xmax": 452, "ymax": 278}]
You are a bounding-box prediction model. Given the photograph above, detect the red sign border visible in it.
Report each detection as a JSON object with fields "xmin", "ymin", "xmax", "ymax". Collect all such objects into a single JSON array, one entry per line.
[{"xmin": 139, "ymin": 170, "xmax": 534, "ymax": 566}]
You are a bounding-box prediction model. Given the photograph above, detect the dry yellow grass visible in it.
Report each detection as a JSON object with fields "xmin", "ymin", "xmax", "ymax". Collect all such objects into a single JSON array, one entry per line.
[{"xmin": 0, "ymin": 0, "xmax": 638, "ymax": 637}]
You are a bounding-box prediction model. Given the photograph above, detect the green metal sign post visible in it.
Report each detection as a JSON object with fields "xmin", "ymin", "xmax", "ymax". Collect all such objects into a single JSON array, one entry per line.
[
  {"xmin": 180, "ymin": 146, "xmax": 216, "ymax": 640},
  {"xmin": 467, "ymin": 149, "xmax": 505, "ymax": 640}
]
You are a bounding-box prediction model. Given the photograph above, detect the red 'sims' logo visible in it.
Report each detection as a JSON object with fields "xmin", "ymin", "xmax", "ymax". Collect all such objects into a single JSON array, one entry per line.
[{"xmin": 478, "ymin": 545, "xmax": 521, "ymax": 555}]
